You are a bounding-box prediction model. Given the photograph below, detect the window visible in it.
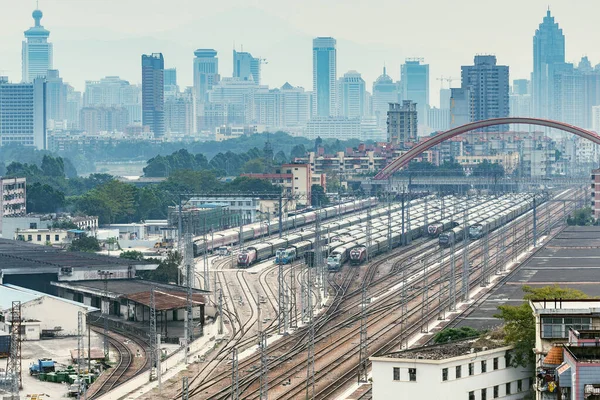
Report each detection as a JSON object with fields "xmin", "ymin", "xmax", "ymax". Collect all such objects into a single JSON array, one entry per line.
[
  {"xmin": 393, "ymin": 367, "xmax": 400, "ymax": 381},
  {"xmin": 541, "ymin": 317, "xmax": 592, "ymax": 338},
  {"xmin": 493, "ymin": 357, "xmax": 498, "ymax": 370},
  {"xmin": 468, "ymin": 391, "xmax": 475, "ymax": 400},
  {"xmin": 493, "ymin": 385, "xmax": 499, "ymax": 398},
  {"xmin": 505, "ymin": 351, "xmax": 512, "ymax": 367},
  {"xmin": 481, "ymin": 360, "xmax": 487, "ymax": 373},
  {"xmin": 481, "ymin": 388, "xmax": 487, "ymax": 400},
  {"xmin": 55, "ymin": 235, "xmax": 59, "ymax": 241},
  {"xmin": 517, "ymin": 380, "xmax": 522, "ymax": 392},
  {"xmin": 46, "ymin": 235, "xmax": 50, "ymax": 241},
  {"xmin": 468, "ymin": 363, "xmax": 474, "ymax": 376},
  {"xmin": 442, "ymin": 368, "xmax": 448, "ymax": 381},
  {"xmin": 37, "ymin": 234, "xmax": 41, "ymax": 241},
  {"xmin": 506, "ymin": 382, "xmax": 511, "ymax": 395},
  {"xmin": 408, "ymin": 368, "xmax": 416, "ymax": 381},
  {"xmin": 455, "ymin": 365, "xmax": 461, "ymax": 379},
  {"xmin": 27, "ymin": 235, "xmax": 32, "ymax": 241}
]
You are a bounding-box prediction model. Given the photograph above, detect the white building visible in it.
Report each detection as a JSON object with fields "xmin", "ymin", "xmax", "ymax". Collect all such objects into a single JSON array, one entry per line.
[
  {"xmin": 338, "ymin": 70, "xmax": 367, "ymax": 118},
  {"xmin": 84, "ymin": 76, "xmax": 142, "ymax": 126},
  {"xmin": 0, "ymin": 77, "xmax": 47, "ymax": 149},
  {"xmin": 371, "ymin": 337, "xmax": 532, "ymax": 400},
  {"xmin": 193, "ymin": 49, "xmax": 219, "ymax": 103},
  {"xmin": 22, "ymin": 8, "xmax": 53, "ymax": 83},
  {"xmin": 305, "ymin": 116, "xmax": 361, "ymax": 140},
  {"xmin": 0, "ymin": 284, "xmax": 97, "ymax": 340}
]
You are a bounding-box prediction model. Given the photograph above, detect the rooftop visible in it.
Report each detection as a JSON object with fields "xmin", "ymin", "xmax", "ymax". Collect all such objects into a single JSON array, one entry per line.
[
  {"xmin": 51, "ymin": 279, "xmax": 207, "ymax": 311},
  {"xmin": 565, "ymin": 345, "xmax": 600, "ymax": 363},
  {"xmin": 383, "ymin": 336, "xmax": 506, "ymax": 361},
  {"xmin": 0, "ymin": 238, "xmax": 152, "ymax": 272}
]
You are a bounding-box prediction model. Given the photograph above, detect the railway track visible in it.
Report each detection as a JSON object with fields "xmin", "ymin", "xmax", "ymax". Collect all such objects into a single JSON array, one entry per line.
[{"xmin": 86, "ymin": 328, "xmax": 150, "ymax": 400}]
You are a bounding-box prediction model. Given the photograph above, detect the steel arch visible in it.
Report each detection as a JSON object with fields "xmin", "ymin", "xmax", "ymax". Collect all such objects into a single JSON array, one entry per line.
[{"xmin": 373, "ymin": 117, "xmax": 600, "ymax": 180}]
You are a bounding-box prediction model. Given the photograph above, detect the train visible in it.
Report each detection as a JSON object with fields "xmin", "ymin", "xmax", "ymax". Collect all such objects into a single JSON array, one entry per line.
[
  {"xmin": 349, "ymin": 246, "xmax": 367, "ymax": 265},
  {"xmin": 438, "ymin": 195, "xmax": 537, "ymax": 247},
  {"xmin": 194, "ymin": 198, "xmax": 379, "ymax": 256}
]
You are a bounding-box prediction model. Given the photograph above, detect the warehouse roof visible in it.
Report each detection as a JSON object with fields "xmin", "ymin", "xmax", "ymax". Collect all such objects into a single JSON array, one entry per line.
[
  {"xmin": 0, "ymin": 238, "xmax": 153, "ymax": 272},
  {"xmin": 51, "ymin": 279, "xmax": 207, "ymax": 310},
  {"xmin": 382, "ymin": 336, "xmax": 507, "ymax": 361}
]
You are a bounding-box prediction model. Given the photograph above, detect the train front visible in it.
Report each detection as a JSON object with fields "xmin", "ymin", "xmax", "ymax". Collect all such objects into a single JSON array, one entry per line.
[{"xmin": 237, "ymin": 252, "xmax": 250, "ymax": 267}]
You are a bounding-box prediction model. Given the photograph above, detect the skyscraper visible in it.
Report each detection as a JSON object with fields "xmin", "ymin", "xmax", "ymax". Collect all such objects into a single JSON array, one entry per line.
[
  {"xmin": 400, "ymin": 59, "xmax": 429, "ymax": 129},
  {"xmin": 233, "ymin": 50, "xmax": 261, "ymax": 84},
  {"xmin": 0, "ymin": 76, "xmax": 47, "ymax": 149},
  {"xmin": 372, "ymin": 67, "xmax": 401, "ymax": 128},
  {"xmin": 45, "ymin": 69, "xmax": 67, "ymax": 124},
  {"xmin": 461, "ymin": 55, "xmax": 509, "ymax": 131},
  {"xmin": 193, "ymin": 49, "xmax": 219, "ymax": 103},
  {"xmin": 533, "ymin": 9, "xmax": 565, "ymax": 118},
  {"xmin": 164, "ymin": 68, "xmax": 178, "ymax": 99},
  {"xmin": 312, "ymin": 37, "xmax": 337, "ymax": 117},
  {"xmin": 338, "ymin": 70, "xmax": 366, "ymax": 118},
  {"xmin": 141, "ymin": 53, "xmax": 165, "ymax": 137},
  {"xmin": 22, "ymin": 8, "xmax": 53, "ymax": 83}
]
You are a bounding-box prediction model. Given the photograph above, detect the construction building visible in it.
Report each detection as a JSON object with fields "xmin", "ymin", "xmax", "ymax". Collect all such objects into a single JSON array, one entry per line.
[
  {"xmin": 370, "ymin": 336, "xmax": 532, "ymax": 400},
  {"xmin": 387, "ymin": 101, "xmax": 418, "ymax": 147}
]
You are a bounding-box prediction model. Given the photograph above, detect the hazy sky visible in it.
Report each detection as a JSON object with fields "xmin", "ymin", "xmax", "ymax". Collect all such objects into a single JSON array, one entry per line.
[{"xmin": 1, "ymin": 0, "xmax": 599, "ymax": 106}]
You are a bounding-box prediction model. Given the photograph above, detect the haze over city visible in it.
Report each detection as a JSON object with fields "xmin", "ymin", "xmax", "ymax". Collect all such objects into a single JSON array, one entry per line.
[{"xmin": 1, "ymin": 0, "xmax": 600, "ymax": 105}]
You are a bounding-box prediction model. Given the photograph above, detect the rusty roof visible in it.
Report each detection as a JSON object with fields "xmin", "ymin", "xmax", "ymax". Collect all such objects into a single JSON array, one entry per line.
[
  {"xmin": 543, "ymin": 346, "xmax": 564, "ymax": 366},
  {"xmin": 127, "ymin": 290, "xmax": 205, "ymax": 311}
]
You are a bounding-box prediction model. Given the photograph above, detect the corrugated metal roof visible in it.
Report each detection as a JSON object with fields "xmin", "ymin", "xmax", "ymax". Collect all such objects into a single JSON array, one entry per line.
[
  {"xmin": 127, "ymin": 290, "xmax": 205, "ymax": 310},
  {"xmin": 0, "ymin": 285, "xmax": 38, "ymax": 310}
]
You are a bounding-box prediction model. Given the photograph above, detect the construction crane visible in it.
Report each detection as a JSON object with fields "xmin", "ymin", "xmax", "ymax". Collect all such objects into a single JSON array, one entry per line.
[{"xmin": 437, "ymin": 76, "xmax": 459, "ymax": 88}]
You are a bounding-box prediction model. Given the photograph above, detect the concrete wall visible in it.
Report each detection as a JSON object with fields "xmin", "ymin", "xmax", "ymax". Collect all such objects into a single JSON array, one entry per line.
[
  {"xmin": 20, "ymin": 295, "xmax": 88, "ymax": 336},
  {"xmin": 371, "ymin": 347, "xmax": 532, "ymax": 400}
]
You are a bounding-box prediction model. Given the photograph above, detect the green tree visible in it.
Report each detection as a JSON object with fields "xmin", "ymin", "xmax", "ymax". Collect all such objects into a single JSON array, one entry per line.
[
  {"xmin": 27, "ymin": 183, "xmax": 66, "ymax": 213},
  {"xmin": 495, "ymin": 285, "xmax": 589, "ymax": 367},
  {"xmin": 40, "ymin": 155, "xmax": 65, "ymax": 178},
  {"xmin": 433, "ymin": 327, "xmax": 482, "ymax": 344},
  {"xmin": 472, "ymin": 160, "xmax": 505, "ymax": 178},
  {"xmin": 567, "ymin": 207, "xmax": 593, "ymax": 226},
  {"xmin": 159, "ymin": 170, "xmax": 220, "ymax": 194},
  {"xmin": 120, "ymin": 250, "xmax": 145, "ymax": 261},
  {"xmin": 311, "ymin": 184, "xmax": 329, "ymax": 206},
  {"xmin": 76, "ymin": 180, "xmax": 137, "ymax": 224},
  {"xmin": 242, "ymin": 158, "xmax": 265, "ymax": 174},
  {"xmin": 51, "ymin": 220, "xmax": 78, "ymax": 230},
  {"xmin": 290, "ymin": 144, "xmax": 307, "ymax": 160},
  {"xmin": 138, "ymin": 251, "xmax": 181, "ymax": 284},
  {"xmin": 69, "ymin": 235, "xmax": 101, "ymax": 252}
]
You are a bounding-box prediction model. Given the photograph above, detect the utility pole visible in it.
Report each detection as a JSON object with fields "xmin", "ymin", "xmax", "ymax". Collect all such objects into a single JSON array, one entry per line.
[
  {"xmin": 278, "ymin": 194, "xmax": 283, "ymax": 239},
  {"xmin": 77, "ymin": 311, "xmax": 84, "ymax": 399},
  {"xmin": 290, "ymin": 261, "xmax": 297, "ymax": 329},
  {"xmin": 401, "ymin": 269, "xmax": 408, "ymax": 349},
  {"xmin": 481, "ymin": 230, "xmax": 490, "ymax": 286},
  {"xmin": 401, "ymin": 189, "xmax": 406, "ymax": 246},
  {"xmin": 150, "ymin": 287, "xmax": 158, "ymax": 379},
  {"xmin": 406, "ymin": 193, "xmax": 412, "ymax": 245},
  {"xmin": 278, "ymin": 260, "xmax": 286, "ymax": 334},
  {"xmin": 184, "ymin": 233, "xmax": 195, "ymax": 344},
  {"xmin": 218, "ymin": 287, "xmax": 224, "ymax": 335},
  {"xmin": 387, "ymin": 193, "xmax": 393, "ymax": 251},
  {"xmin": 305, "ymin": 262, "xmax": 315, "ymax": 399},
  {"xmin": 358, "ymin": 283, "xmax": 368, "ymax": 383},
  {"xmin": 182, "ymin": 376, "xmax": 189, "ymax": 400},
  {"xmin": 231, "ymin": 347, "xmax": 239, "ymax": 400},
  {"xmin": 449, "ymin": 240, "xmax": 456, "ymax": 311},
  {"xmin": 97, "ymin": 270, "xmax": 112, "ymax": 360},
  {"xmin": 7, "ymin": 301, "xmax": 22, "ymax": 396},
  {"xmin": 157, "ymin": 334, "xmax": 162, "ymax": 390},
  {"xmin": 462, "ymin": 206, "xmax": 470, "ymax": 301},
  {"xmin": 259, "ymin": 332, "xmax": 268, "ymax": 400},
  {"xmin": 366, "ymin": 202, "xmax": 372, "ymax": 262},
  {"xmin": 533, "ymin": 196, "xmax": 538, "ymax": 247},
  {"xmin": 203, "ymin": 219, "xmax": 209, "ymax": 291}
]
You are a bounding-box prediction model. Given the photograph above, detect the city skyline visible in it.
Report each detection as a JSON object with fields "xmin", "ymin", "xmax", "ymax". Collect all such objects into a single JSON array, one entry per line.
[{"xmin": 2, "ymin": 1, "xmax": 599, "ymax": 106}]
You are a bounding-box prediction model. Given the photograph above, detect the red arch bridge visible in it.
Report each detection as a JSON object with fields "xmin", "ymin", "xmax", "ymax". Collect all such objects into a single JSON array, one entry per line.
[{"xmin": 373, "ymin": 117, "xmax": 600, "ymax": 180}]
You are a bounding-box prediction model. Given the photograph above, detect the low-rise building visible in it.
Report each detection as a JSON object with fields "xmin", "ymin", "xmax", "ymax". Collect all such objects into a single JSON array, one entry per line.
[
  {"xmin": 242, "ymin": 163, "xmax": 326, "ymax": 207},
  {"xmin": 14, "ymin": 228, "xmax": 70, "ymax": 245},
  {"xmin": 456, "ymin": 153, "xmax": 520, "ymax": 175},
  {"xmin": 371, "ymin": 336, "xmax": 532, "ymax": 400},
  {"xmin": 0, "ymin": 177, "xmax": 27, "ymax": 234}
]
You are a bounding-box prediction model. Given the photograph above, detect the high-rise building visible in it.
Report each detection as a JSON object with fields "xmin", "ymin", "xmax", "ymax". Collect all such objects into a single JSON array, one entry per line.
[
  {"xmin": 510, "ymin": 79, "xmax": 532, "ymax": 118},
  {"xmin": 387, "ymin": 101, "xmax": 418, "ymax": 147},
  {"xmin": 440, "ymin": 88, "xmax": 452, "ymax": 110},
  {"xmin": 338, "ymin": 70, "xmax": 366, "ymax": 118},
  {"xmin": 460, "ymin": 55, "xmax": 509, "ymax": 131},
  {"xmin": 533, "ymin": 9, "xmax": 565, "ymax": 118},
  {"xmin": 400, "ymin": 58, "xmax": 429, "ymax": 129},
  {"xmin": 83, "ymin": 76, "xmax": 142, "ymax": 125},
  {"xmin": 165, "ymin": 93, "xmax": 194, "ymax": 136},
  {"xmin": 233, "ymin": 50, "xmax": 261, "ymax": 84},
  {"xmin": 45, "ymin": 70, "xmax": 67, "ymax": 124},
  {"xmin": 372, "ymin": 67, "xmax": 401, "ymax": 129},
  {"xmin": 512, "ymin": 79, "xmax": 531, "ymax": 95},
  {"xmin": 80, "ymin": 107, "xmax": 129, "ymax": 135},
  {"xmin": 66, "ymin": 85, "xmax": 82, "ymax": 129},
  {"xmin": 141, "ymin": 53, "xmax": 165, "ymax": 137},
  {"xmin": 280, "ymin": 83, "xmax": 311, "ymax": 127},
  {"xmin": 193, "ymin": 49, "xmax": 219, "ymax": 103},
  {"xmin": 312, "ymin": 37, "xmax": 337, "ymax": 117},
  {"xmin": 0, "ymin": 77, "xmax": 47, "ymax": 149},
  {"xmin": 164, "ymin": 68, "xmax": 178, "ymax": 99},
  {"xmin": 449, "ymin": 88, "xmax": 472, "ymax": 128},
  {"xmin": 22, "ymin": 8, "xmax": 53, "ymax": 83}
]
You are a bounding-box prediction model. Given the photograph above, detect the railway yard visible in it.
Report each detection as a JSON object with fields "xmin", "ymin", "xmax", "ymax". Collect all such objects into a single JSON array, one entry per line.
[{"xmin": 131, "ymin": 186, "xmax": 586, "ymax": 400}]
